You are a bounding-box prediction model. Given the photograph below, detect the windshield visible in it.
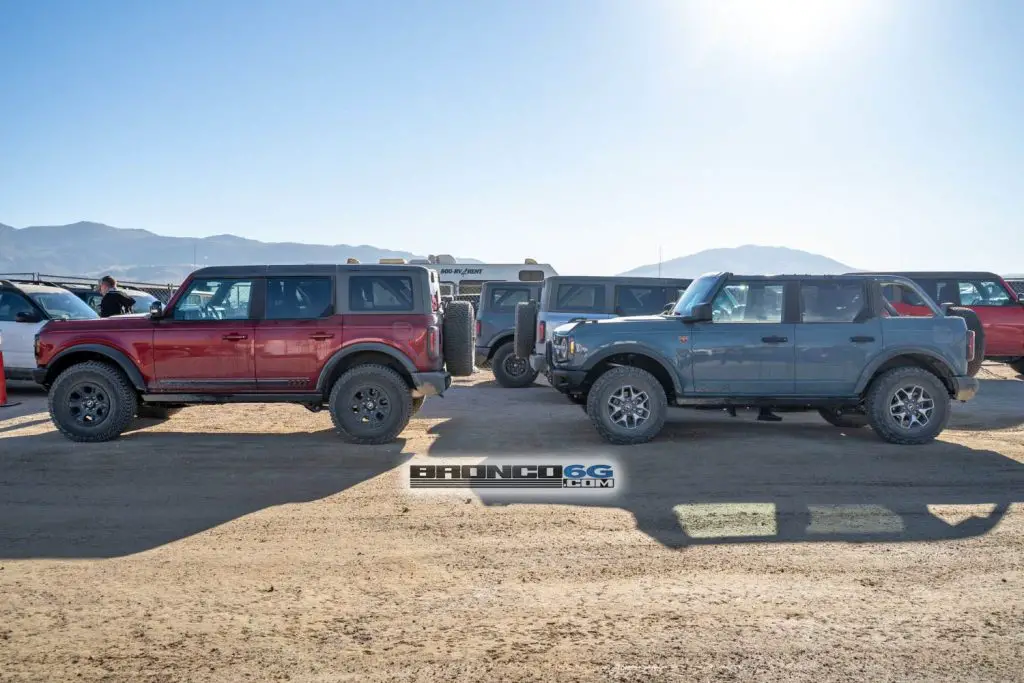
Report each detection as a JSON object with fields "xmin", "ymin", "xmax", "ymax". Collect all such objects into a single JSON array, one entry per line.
[
  {"xmin": 29, "ymin": 291, "xmax": 100, "ymax": 320},
  {"xmin": 672, "ymin": 274, "xmax": 721, "ymax": 317}
]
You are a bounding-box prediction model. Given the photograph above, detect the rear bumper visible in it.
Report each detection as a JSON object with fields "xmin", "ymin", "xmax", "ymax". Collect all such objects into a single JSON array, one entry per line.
[
  {"xmin": 952, "ymin": 375, "xmax": 979, "ymax": 402},
  {"xmin": 411, "ymin": 371, "xmax": 452, "ymax": 398},
  {"xmin": 529, "ymin": 353, "xmax": 547, "ymax": 373}
]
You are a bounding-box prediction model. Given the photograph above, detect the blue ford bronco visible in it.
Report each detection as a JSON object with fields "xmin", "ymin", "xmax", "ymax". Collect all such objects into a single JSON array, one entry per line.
[{"xmin": 546, "ymin": 272, "xmax": 979, "ymax": 445}]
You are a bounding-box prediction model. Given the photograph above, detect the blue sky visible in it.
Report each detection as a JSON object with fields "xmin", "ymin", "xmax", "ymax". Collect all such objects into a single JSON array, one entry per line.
[{"xmin": 2, "ymin": 0, "xmax": 1023, "ymax": 275}]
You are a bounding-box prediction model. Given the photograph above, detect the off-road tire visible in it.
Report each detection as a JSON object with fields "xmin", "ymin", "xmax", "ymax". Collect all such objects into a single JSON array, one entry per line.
[
  {"xmin": 946, "ymin": 306, "xmax": 985, "ymax": 376},
  {"xmin": 586, "ymin": 366, "xmax": 667, "ymax": 445},
  {"xmin": 818, "ymin": 407, "xmax": 869, "ymax": 429},
  {"xmin": 138, "ymin": 404, "xmax": 185, "ymax": 420},
  {"xmin": 514, "ymin": 301, "xmax": 538, "ymax": 359},
  {"xmin": 412, "ymin": 396, "xmax": 425, "ymax": 415},
  {"xmin": 329, "ymin": 364, "xmax": 414, "ymax": 445},
  {"xmin": 492, "ymin": 341, "xmax": 538, "ymax": 388},
  {"xmin": 865, "ymin": 366, "xmax": 950, "ymax": 445},
  {"xmin": 442, "ymin": 300, "xmax": 475, "ymax": 377},
  {"xmin": 48, "ymin": 361, "xmax": 138, "ymax": 443}
]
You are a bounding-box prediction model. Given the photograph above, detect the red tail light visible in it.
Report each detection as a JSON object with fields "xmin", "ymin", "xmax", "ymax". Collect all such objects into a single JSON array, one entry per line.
[
  {"xmin": 427, "ymin": 325, "xmax": 440, "ymax": 360},
  {"xmin": 432, "ymin": 292, "xmax": 440, "ymax": 312},
  {"xmin": 967, "ymin": 330, "xmax": 976, "ymax": 362},
  {"xmin": 475, "ymin": 320, "xmax": 481, "ymax": 338},
  {"xmin": 538, "ymin": 321, "xmax": 546, "ymax": 343}
]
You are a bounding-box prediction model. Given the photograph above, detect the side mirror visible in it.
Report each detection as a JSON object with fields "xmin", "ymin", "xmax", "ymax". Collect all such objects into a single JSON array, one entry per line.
[
  {"xmin": 683, "ymin": 302, "xmax": 713, "ymax": 323},
  {"xmin": 15, "ymin": 312, "xmax": 41, "ymax": 324},
  {"xmin": 149, "ymin": 300, "xmax": 164, "ymax": 318}
]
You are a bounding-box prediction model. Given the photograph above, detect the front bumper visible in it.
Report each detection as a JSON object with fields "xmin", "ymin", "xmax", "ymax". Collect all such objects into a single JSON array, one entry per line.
[
  {"xmin": 549, "ymin": 368, "xmax": 587, "ymax": 394},
  {"xmin": 30, "ymin": 367, "xmax": 48, "ymax": 384},
  {"xmin": 411, "ymin": 371, "xmax": 452, "ymax": 398},
  {"xmin": 952, "ymin": 375, "xmax": 979, "ymax": 401}
]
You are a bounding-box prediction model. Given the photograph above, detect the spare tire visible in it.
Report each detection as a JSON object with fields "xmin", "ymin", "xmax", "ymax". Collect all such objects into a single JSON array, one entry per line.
[
  {"xmin": 442, "ymin": 300, "xmax": 475, "ymax": 376},
  {"xmin": 946, "ymin": 306, "xmax": 985, "ymax": 377},
  {"xmin": 514, "ymin": 300, "xmax": 538, "ymax": 359}
]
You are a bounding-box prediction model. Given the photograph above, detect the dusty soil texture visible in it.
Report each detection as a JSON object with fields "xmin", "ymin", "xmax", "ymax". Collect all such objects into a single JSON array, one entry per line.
[{"xmin": 2, "ymin": 364, "xmax": 1023, "ymax": 682}]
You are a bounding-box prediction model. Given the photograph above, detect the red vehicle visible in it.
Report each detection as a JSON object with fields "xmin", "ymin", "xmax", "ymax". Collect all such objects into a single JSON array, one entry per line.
[
  {"xmin": 33, "ymin": 264, "xmax": 474, "ymax": 444},
  {"xmin": 868, "ymin": 271, "xmax": 1024, "ymax": 375}
]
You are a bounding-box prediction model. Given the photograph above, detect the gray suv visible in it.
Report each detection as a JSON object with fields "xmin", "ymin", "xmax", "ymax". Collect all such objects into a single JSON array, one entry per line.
[
  {"xmin": 545, "ymin": 272, "xmax": 978, "ymax": 445},
  {"xmin": 514, "ymin": 276, "xmax": 692, "ymax": 385},
  {"xmin": 474, "ymin": 281, "xmax": 543, "ymax": 387}
]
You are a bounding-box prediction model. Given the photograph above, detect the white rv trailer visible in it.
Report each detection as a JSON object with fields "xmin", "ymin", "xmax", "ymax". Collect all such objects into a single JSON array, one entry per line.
[{"xmin": 370, "ymin": 254, "xmax": 557, "ymax": 301}]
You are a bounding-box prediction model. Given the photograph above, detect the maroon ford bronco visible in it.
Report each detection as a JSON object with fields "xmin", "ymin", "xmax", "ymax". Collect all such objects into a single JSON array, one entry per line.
[{"xmin": 33, "ymin": 264, "xmax": 474, "ymax": 444}]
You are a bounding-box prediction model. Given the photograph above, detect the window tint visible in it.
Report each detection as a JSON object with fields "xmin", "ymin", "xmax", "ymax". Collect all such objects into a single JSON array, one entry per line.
[
  {"xmin": 173, "ymin": 279, "xmax": 254, "ymax": 321},
  {"xmin": 881, "ymin": 283, "xmax": 926, "ymax": 307},
  {"xmin": 957, "ymin": 279, "xmax": 1013, "ymax": 306},
  {"xmin": 29, "ymin": 291, "xmax": 98, "ymax": 320},
  {"xmin": 554, "ymin": 284, "xmax": 605, "ymax": 312},
  {"xmin": 711, "ymin": 282, "xmax": 784, "ymax": 323},
  {"xmin": 800, "ymin": 281, "xmax": 866, "ymax": 323},
  {"xmin": 614, "ymin": 286, "xmax": 665, "ymax": 316},
  {"xmin": 519, "ymin": 269, "xmax": 545, "ymax": 282},
  {"xmin": 0, "ymin": 291, "xmax": 36, "ymax": 322},
  {"xmin": 350, "ymin": 275, "xmax": 415, "ymax": 312},
  {"xmin": 489, "ymin": 287, "xmax": 529, "ymax": 312},
  {"xmin": 266, "ymin": 277, "xmax": 333, "ymax": 319}
]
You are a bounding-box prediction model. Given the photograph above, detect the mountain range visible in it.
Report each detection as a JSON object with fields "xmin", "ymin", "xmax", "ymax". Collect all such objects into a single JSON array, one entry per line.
[
  {"xmin": 619, "ymin": 245, "xmax": 855, "ymax": 278},
  {"xmin": 1, "ymin": 221, "xmax": 858, "ymax": 284},
  {"xmin": 0, "ymin": 221, "xmax": 477, "ymax": 283}
]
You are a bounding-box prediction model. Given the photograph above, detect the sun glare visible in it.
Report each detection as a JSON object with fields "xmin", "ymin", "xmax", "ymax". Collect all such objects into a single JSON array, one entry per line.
[{"xmin": 679, "ymin": 0, "xmax": 883, "ymax": 64}]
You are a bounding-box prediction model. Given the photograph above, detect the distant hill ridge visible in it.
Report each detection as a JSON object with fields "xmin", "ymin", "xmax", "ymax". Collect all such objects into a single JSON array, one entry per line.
[
  {"xmin": 618, "ymin": 245, "xmax": 856, "ymax": 278},
  {"xmin": 0, "ymin": 221, "xmax": 479, "ymax": 283}
]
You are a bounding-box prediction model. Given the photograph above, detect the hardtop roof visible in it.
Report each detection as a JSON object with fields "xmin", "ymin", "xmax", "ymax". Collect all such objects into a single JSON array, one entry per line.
[{"xmin": 188, "ymin": 263, "xmax": 431, "ymax": 279}]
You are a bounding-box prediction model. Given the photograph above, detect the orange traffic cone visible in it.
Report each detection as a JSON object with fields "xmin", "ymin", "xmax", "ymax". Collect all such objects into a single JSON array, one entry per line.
[{"xmin": 0, "ymin": 336, "xmax": 23, "ymax": 408}]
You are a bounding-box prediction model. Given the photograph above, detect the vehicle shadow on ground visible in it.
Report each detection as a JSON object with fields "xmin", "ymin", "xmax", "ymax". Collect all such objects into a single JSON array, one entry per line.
[
  {"xmin": 424, "ymin": 412, "xmax": 1024, "ymax": 549},
  {"xmin": 0, "ymin": 430, "xmax": 408, "ymax": 560}
]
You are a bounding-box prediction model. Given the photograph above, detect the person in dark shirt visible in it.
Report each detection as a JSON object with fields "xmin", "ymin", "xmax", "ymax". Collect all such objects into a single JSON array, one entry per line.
[{"xmin": 98, "ymin": 276, "xmax": 136, "ymax": 317}]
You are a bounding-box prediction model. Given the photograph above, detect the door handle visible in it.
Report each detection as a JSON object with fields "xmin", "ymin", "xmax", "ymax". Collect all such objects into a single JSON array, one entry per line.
[
  {"xmin": 222, "ymin": 333, "xmax": 248, "ymax": 341},
  {"xmin": 761, "ymin": 336, "xmax": 788, "ymax": 344},
  {"xmin": 309, "ymin": 333, "xmax": 335, "ymax": 341},
  {"xmin": 850, "ymin": 336, "xmax": 875, "ymax": 343}
]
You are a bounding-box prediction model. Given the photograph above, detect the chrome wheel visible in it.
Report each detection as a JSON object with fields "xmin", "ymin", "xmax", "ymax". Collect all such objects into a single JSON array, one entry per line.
[
  {"xmin": 607, "ymin": 385, "xmax": 650, "ymax": 429},
  {"xmin": 889, "ymin": 385, "xmax": 934, "ymax": 430}
]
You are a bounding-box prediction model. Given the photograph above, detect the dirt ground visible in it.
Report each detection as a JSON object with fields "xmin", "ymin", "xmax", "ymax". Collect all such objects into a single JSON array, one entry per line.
[{"xmin": 2, "ymin": 364, "xmax": 1023, "ymax": 682}]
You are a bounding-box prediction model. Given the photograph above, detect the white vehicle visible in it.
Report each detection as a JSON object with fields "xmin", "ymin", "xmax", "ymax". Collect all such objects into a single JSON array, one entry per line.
[
  {"xmin": 372, "ymin": 255, "xmax": 557, "ymax": 300},
  {"xmin": 0, "ymin": 280, "xmax": 99, "ymax": 380}
]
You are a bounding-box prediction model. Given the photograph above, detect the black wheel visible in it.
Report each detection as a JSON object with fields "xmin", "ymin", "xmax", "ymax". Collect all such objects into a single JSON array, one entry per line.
[
  {"xmin": 818, "ymin": 407, "xmax": 869, "ymax": 429},
  {"xmin": 491, "ymin": 342, "xmax": 538, "ymax": 388},
  {"xmin": 48, "ymin": 361, "xmax": 138, "ymax": 443},
  {"xmin": 586, "ymin": 366, "xmax": 667, "ymax": 445},
  {"xmin": 329, "ymin": 364, "xmax": 413, "ymax": 444},
  {"xmin": 514, "ymin": 301, "xmax": 538, "ymax": 359},
  {"xmin": 442, "ymin": 300, "xmax": 475, "ymax": 377},
  {"xmin": 865, "ymin": 366, "xmax": 950, "ymax": 445},
  {"xmin": 946, "ymin": 306, "xmax": 985, "ymax": 377},
  {"xmin": 138, "ymin": 404, "xmax": 185, "ymax": 420},
  {"xmin": 412, "ymin": 396, "xmax": 425, "ymax": 415}
]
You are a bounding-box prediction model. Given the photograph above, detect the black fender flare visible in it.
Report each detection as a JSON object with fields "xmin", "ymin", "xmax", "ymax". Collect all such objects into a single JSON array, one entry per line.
[
  {"xmin": 46, "ymin": 344, "xmax": 147, "ymax": 391},
  {"xmin": 854, "ymin": 347, "xmax": 956, "ymax": 395},
  {"xmin": 316, "ymin": 342, "xmax": 418, "ymax": 393},
  {"xmin": 579, "ymin": 342, "xmax": 684, "ymax": 397},
  {"xmin": 485, "ymin": 329, "xmax": 515, "ymax": 357}
]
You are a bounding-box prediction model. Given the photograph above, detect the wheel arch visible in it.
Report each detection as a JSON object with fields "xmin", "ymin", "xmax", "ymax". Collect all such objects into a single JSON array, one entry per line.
[
  {"xmin": 581, "ymin": 344, "xmax": 682, "ymax": 401},
  {"xmin": 43, "ymin": 344, "xmax": 146, "ymax": 391},
  {"xmin": 856, "ymin": 349, "xmax": 956, "ymax": 397},
  {"xmin": 486, "ymin": 331, "xmax": 514, "ymax": 360},
  {"xmin": 316, "ymin": 343, "xmax": 417, "ymax": 396}
]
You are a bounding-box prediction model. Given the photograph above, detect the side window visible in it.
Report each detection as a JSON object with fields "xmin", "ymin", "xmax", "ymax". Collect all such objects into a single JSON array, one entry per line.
[
  {"xmin": 958, "ymin": 279, "xmax": 1013, "ymax": 306},
  {"xmin": 799, "ymin": 281, "xmax": 866, "ymax": 323},
  {"xmin": 349, "ymin": 275, "xmax": 415, "ymax": 312},
  {"xmin": 554, "ymin": 284, "xmax": 605, "ymax": 312},
  {"xmin": 266, "ymin": 277, "xmax": 333, "ymax": 319},
  {"xmin": 489, "ymin": 287, "xmax": 529, "ymax": 312},
  {"xmin": 614, "ymin": 286, "xmax": 663, "ymax": 316},
  {"xmin": 172, "ymin": 279, "xmax": 254, "ymax": 321},
  {"xmin": 0, "ymin": 291, "xmax": 36, "ymax": 321},
  {"xmin": 882, "ymin": 283, "xmax": 926, "ymax": 307},
  {"xmin": 711, "ymin": 282, "xmax": 785, "ymax": 323}
]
